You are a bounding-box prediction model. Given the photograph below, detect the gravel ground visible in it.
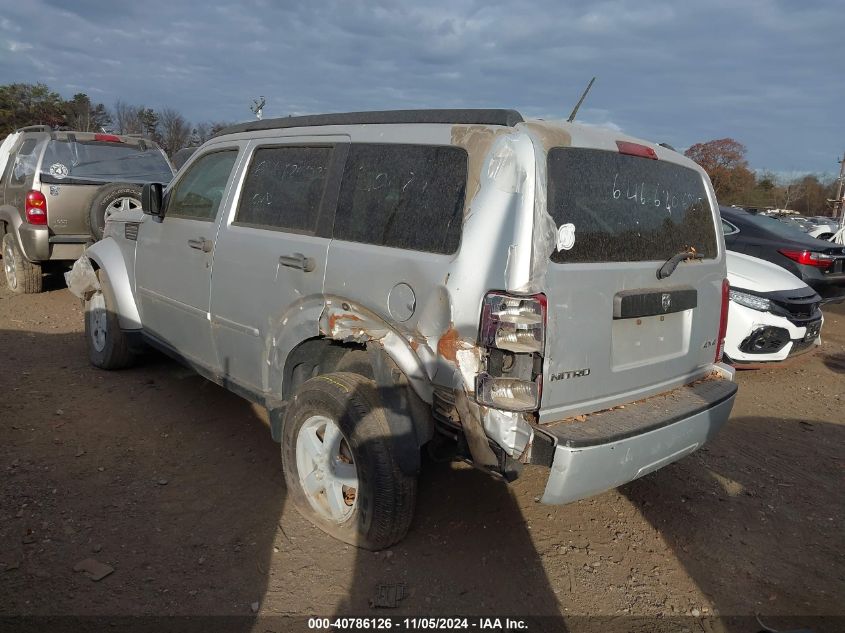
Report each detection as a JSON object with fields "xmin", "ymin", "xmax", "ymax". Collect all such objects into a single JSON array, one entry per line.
[{"xmin": 0, "ymin": 273, "xmax": 842, "ymax": 631}]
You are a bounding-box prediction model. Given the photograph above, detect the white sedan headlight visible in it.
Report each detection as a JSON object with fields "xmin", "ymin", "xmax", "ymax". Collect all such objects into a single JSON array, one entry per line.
[{"xmin": 729, "ymin": 289, "xmax": 771, "ymax": 312}]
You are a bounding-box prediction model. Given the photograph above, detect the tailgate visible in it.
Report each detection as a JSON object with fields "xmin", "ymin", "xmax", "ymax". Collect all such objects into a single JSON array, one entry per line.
[{"xmin": 539, "ymin": 146, "xmax": 724, "ymax": 423}]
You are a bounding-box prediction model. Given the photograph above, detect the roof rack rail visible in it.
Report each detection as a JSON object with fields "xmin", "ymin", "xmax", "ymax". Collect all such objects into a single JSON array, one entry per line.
[
  {"xmin": 217, "ymin": 108, "xmax": 524, "ymax": 136},
  {"xmin": 16, "ymin": 125, "xmax": 52, "ymax": 133}
]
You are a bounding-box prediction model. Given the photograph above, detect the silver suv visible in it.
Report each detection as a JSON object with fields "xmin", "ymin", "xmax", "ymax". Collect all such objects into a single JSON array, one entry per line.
[
  {"xmin": 73, "ymin": 109, "xmax": 737, "ymax": 549},
  {"xmin": 0, "ymin": 126, "xmax": 173, "ymax": 293}
]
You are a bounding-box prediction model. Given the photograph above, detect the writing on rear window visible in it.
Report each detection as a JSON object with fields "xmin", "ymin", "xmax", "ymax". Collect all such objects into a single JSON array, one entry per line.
[
  {"xmin": 547, "ymin": 148, "xmax": 717, "ymax": 264},
  {"xmin": 611, "ymin": 174, "xmax": 704, "ymax": 214}
]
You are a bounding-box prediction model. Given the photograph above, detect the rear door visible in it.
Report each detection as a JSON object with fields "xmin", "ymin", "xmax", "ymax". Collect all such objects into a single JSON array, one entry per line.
[
  {"xmin": 135, "ymin": 146, "xmax": 242, "ymax": 370},
  {"xmin": 209, "ymin": 138, "xmax": 345, "ymax": 392},
  {"xmin": 539, "ymin": 146, "xmax": 724, "ymax": 422},
  {"xmin": 38, "ymin": 136, "xmax": 174, "ymax": 237}
]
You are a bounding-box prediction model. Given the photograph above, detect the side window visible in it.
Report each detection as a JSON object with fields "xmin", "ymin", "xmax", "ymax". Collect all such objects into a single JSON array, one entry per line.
[
  {"xmin": 721, "ymin": 220, "xmax": 738, "ymax": 236},
  {"xmin": 166, "ymin": 150, "xmax": 238, "ymax": 221},
  {"xmin": 235, "ymin": 146, "xmax": 332, "ymax": 233},
  {"xmin": 9, "ymin": 138, "xmax": 39, "ymax": 187},
  {"xmin": 333, "ymin": 144, "xmax": 467, "ymax": 255}
]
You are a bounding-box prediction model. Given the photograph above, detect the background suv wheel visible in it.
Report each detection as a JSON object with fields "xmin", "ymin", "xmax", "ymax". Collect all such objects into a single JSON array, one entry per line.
[
  {"xmin": 88, "ymin": 183, "xmax": 143, "ymax": 240},
  {"xmin": 2, "ymin": 233, "xmax": 42, "ymax": 294}
]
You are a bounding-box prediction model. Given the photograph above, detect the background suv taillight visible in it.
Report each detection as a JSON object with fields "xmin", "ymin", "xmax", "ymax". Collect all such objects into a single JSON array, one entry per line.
[
  {"xmin": 715, "ymin": 279, "xmax": 729, "ymax": 362},
  {"xmin": 476, "ymin": 292, "xmax": 546, "ymax": 411},
  {"xmin": 25, "ymin": 190, "xmax": 48, "ymax": 225}
]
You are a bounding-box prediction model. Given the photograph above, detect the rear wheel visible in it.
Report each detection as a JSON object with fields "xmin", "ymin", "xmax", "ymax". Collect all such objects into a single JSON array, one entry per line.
[
  {"xmin": 84, "ymin": 270, "xmax": 135, "ymax": 369},
  {"xmin": 88, "ymin": 183, "xmax": 143, "ymax": 240},
  {"xmin": 281, "ymin": 372, "xmax": 417, "ymax": 550},
  {"xmin": 2, "ymin": 233, "xmax": 42, "ymax": 294}
]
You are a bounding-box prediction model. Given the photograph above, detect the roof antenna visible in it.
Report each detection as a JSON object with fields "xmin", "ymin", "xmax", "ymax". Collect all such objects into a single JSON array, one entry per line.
[{"xmin": 567, "ymin": 77, "xmax": 595, "ymax": 123}]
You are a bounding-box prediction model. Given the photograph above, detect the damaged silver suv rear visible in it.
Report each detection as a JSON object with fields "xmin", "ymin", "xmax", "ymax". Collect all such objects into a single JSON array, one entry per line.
[{"xmin": 70, "ymin": 109, "xmax": 737, "ymax": 549}]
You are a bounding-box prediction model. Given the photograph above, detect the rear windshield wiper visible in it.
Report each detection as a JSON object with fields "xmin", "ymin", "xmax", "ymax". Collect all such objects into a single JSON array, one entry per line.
[{"xmin": 657, "ymin": 249, "xmax": 703, "ymax": 280}]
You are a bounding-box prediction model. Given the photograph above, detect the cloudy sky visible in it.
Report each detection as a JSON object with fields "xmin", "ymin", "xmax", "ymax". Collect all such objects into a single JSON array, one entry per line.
[{"xmin": 1, "ymin": 0, "xmax": 841, "ymax": 175}]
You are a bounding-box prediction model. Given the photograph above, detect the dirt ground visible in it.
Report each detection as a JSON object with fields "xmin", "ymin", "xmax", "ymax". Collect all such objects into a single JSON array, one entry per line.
[{"xmin": 1, "ymin": 272, "xmax": 843, "ymax": 631}]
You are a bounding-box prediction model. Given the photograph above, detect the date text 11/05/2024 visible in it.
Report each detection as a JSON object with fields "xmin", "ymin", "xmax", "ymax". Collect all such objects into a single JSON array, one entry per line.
[{"xmin": 308, "ymin": 617, "xmax": 529, "ymax": 630}]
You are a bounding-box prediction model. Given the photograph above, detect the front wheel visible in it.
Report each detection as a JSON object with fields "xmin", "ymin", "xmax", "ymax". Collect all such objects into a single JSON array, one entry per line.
[
  {"xmin": 84, "ymin": 270, "xmax": 136, "ymax": 369},
  {"xmin": 281, "ymin": 372, "xmax": 417, "ymax": 550}
]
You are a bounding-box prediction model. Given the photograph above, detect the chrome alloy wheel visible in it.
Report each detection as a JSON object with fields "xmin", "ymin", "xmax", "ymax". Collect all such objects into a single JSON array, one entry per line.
[
  {"xmin": 104, "ymin": 196, "xmax": 140, "ymax": 222},
  {"xmin": 295, "ymin": 415, "xmax": 359, "ymax": 523}
]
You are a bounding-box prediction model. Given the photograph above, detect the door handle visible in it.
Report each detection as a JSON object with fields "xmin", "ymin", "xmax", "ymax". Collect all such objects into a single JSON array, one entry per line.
[
  {"xmin": 279, "ymin": 252, "xmax": 316, "ymax": 272},
  {"xmin": 187, "ymin": 237, "xmax": 213, "ymax": 253}
]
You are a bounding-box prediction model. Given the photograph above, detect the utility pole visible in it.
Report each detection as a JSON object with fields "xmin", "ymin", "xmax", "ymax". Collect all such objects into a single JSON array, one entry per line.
[{"xmin": 833, "ymin": 152, "xmax": 845, "ymax": 226}]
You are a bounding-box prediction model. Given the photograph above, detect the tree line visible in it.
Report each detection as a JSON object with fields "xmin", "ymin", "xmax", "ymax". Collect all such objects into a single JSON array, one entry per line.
[
  {"xmin": 0, "ymin": 82, "xmax": 232, "ymax": 157},
  {"xmin": 685, "ymin": 138, "xmax": 839, "ymax": 217},
  {"xmin": 1, "ymin": 82, "xmax": 838, "ymax": 215}
]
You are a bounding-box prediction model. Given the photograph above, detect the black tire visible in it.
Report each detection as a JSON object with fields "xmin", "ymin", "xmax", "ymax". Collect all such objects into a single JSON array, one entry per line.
[
  {"xmin": 84, "ymin": 269, "xmax": 136, "ymax": 369},
  {"xmin": 2, "ymin": 233, "xmax": 42, "ymax": 294},
  {"xmin": 88, "ymin": 183, "xmax": 143, "ymax": 241},
  {"xmin": 281, "ymin": 372, "xmax": 417, "ymax": 550},
  {"xmin": 334, "ymin": 349, "xmax": 374, "ymax": 378}
]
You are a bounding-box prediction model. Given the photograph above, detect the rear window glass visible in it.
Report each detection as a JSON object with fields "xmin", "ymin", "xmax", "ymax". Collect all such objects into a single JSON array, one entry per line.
[
  {"xmin": 333, "ymin": 144, "xmax": 466, "ymax": 254},
  {"xmin": 547, "ymin": 148, "xmax": 717, "ymax": 263},
  {"xmin": 235, "ymin": 146, "xmax": 332, "ymax": 232},
  {"xmin": 9, "ymin": 138, "xmax": 40, "ymax": 186},
  {"xmin": 40, "ymin": 139, "xmax": 173, "ymax": 184},
  {"xmin": 737, "ymin": 212, "xmax": 812, "ymax": 240}
]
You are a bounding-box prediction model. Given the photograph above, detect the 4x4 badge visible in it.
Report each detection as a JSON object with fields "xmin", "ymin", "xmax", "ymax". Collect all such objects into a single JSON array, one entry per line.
[{"xmin": 661, "ymin": 293, "xmax": 671, "ymax": 311}]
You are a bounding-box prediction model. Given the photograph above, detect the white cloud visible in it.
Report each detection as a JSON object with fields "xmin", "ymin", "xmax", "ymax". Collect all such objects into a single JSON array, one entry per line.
[{"xmin": 0, "ymin": 0, "xmax": 840, "ymax": 173}]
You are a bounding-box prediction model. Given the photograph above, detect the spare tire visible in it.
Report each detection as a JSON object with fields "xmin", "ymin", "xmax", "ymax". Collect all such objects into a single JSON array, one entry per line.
[{"xmin": 88, "ymin": 183, "xmax": 143, "ymax": 240}]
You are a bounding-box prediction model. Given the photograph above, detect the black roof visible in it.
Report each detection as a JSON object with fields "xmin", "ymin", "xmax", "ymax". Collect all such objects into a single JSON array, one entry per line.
[{"xmin": 218, "ymin": 109, "xmax": 524, "ymax": 136}]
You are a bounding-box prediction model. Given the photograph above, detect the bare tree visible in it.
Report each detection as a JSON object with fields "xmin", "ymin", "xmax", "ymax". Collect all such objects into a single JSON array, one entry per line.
[
  {"xmin": 114, "ymin": 100, "xmax": 144, "ymax": 135},
  {"xmin": 158, "ymin": 107, "xmax": 191, "ymax": 156}
]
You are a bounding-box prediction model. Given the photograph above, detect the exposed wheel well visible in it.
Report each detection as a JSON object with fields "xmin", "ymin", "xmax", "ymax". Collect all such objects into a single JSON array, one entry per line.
[{"xmin": 282, "ymin": 338, "xmax": 372, "ymax": 401}]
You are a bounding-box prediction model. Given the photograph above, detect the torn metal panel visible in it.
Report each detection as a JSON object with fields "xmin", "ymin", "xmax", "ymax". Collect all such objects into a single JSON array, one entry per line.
[
  {"xmin": 479, "ymin": 407, "xmax": 533, "ymax": 459},
  {"xmin": 454, "ymin": 390, "xmax": 498, "ymax": 467},
  {"xmin": 64, "ymin": 254, "xmax": 100, "ymax": 300},
  {"xmin": 318, "ymin": 298, "xmax": 434, "ymax": 403},
  {"xmin": 512, "ymin": 124, "xmax": 558, "ymax": 296},
  {"xmin": 450, "ymin": 124, "xmax": 511, "ymax": 213}
]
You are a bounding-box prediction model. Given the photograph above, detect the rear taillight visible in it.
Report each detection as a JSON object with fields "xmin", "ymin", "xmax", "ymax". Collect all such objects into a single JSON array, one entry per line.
[
  {"xmin": 25, "ymin": 190, "xmax": 47, "ymax": 225},
  {"xmin": 616, "ymin": 140, "xmax": 658, "ymax": 160},
  {"xmin": 476, "ymin": 292, "xmax": 546, "ymax": 412},
  {"xmin": 778, "ymin": 249, "xmax": 834, "ymax": 270},
  {"xmin": 715, "ymin": 278, "xmax": 729, "ymax": 362}
]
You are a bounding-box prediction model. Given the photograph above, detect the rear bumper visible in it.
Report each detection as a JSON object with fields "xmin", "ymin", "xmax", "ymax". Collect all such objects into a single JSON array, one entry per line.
[
  {"xmin": 536, "ymin": 376, "xmax": 737, "ymax": 505},
  {"xmin": 17, "ymin": 226, "xmax": 87, "ymax": 262},
  {"xmin": 17, "ymin": 224, "xmax": 49, "ymax": 261},
  {"xmin": 795, "ymin": 262, "xmax": 845, "ymax": 291}
]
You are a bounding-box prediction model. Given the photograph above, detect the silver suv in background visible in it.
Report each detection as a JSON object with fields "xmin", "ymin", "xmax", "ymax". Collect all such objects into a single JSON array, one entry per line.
[
  {"xmin": 0, "ymin": 126, "xmax": 173, "ymax": 293},
  {"xmin": 73, "ymin": 109, "xmax": 737, "ymax": 549}
]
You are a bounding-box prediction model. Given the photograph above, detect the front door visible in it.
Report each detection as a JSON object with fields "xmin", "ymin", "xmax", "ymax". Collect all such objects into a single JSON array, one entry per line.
[{"xmin": 135, "ymin": 147, "xmax": 241, "ymax": 370}]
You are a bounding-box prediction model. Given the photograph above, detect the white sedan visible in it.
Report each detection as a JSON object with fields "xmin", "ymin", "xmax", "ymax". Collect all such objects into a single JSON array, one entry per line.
[{"xmin": 724, "ymin": 251, "xmax": 823, "ymax": 364}]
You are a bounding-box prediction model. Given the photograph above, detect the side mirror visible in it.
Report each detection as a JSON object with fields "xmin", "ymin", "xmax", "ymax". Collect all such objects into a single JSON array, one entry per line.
[{"xmin": 142, "ymin": 183, "xmax": 164, "ymax": 217}]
